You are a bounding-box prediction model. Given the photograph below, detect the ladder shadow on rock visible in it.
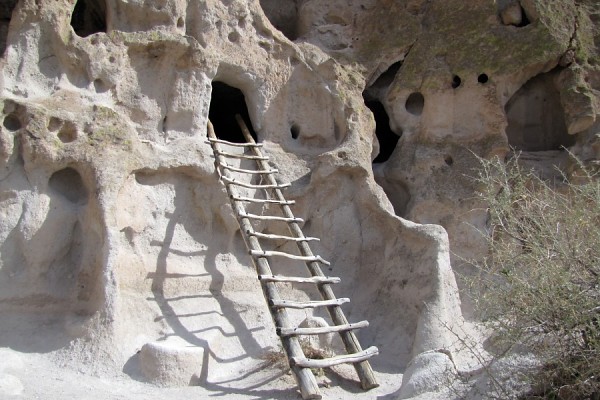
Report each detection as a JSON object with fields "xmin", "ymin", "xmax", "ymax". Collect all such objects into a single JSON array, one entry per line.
[{"xmin": 124, "ymin": 178, "xmax": 283, "ymax": 394}]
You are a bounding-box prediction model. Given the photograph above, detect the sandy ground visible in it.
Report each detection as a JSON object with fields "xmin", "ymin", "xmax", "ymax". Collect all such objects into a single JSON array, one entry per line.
[{"xmin": 0, "ymin": 346, "xmax": 409, "ymax": 400}]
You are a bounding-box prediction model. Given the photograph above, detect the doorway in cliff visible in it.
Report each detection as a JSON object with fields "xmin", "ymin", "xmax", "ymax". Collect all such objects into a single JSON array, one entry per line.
[
  {"xmin": 505, "ymin": 71, "xmax": 574, "ymax": 152},
  {"xmin": 362, "ymin": 60, "xmax": 403, "ymax": 163},
  {"xmin": 209, "ymin": 81, "xmax": 257, "ymax": 143},
  {"xmin": 0, "ymin": 0, "xmax": 19, "ymax": 56},
  {"xmin": 364, "ymin": 99, "xmax": 402, "ymax": 163},
  {"xmin": 71, "ymin": 0, "xmax": 107, "ymax": 38}
]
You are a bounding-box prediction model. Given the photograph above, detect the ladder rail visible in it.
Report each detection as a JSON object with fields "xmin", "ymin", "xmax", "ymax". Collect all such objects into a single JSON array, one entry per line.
[{"xmin": 235, "ymin": 115, "xmax": 379, "ymax": 390}]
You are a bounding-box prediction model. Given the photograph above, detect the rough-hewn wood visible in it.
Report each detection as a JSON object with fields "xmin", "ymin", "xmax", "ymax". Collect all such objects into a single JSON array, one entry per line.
[
  {"xmin": 269, "ymin": 298, "xmax": 349, "ymax": 309},
  {"xmin": 290, "ymin": 346, "xmax": 379, "ymax": 369},
  {"xmin": 240, "ymin": 212, "xmax": 303, "ymax": 223},
  {"xmin": 207, "ymin": 121, "xmax": 321, "ymax": 400},
  {"xmin": 220, "ymin": 164, "xmax": 278, "ymax": 174},
  {"xmin": 215, "ymin": 150, "xmax": 268, "ymax": 160},
  {"xmin": 250, "ymin": 250, "xmax": 330, "ymax": 265},
  {"xmin": 258, "ymin": 274, "xmax": 338, "ymax": 284},
  {"xmin": 236, "ymin": 115, "xmax": 379, "ymax": 390},
  {"xmin": 250, "ymin": 232, "xmax": 319, "ymax": 242},
  {"xmin": 206, "ymin": 137, "xmax": 263, "ymax": 147},
  {"xmin": 277, "ymin": 320, "xmax": 368, "ymax": 337},
  {"xmin": 230, "ymin": 195, "xmax": 295, "ymax": 205},
  {"xmin": 221, "ymin": 176, "xmax": 290, "ymax": 189}
]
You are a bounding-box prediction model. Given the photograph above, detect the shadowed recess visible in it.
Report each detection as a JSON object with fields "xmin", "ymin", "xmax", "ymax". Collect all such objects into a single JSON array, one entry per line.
[
  {"xmin": 71, "ymin": 0, "xmax": 107, "ymax": 38},
  {"xmin": 49, "ymin": 167, "xmax": 88, "ymax": 204},
  {"xmin": 364, "ymin": 100, "xmax": 401, "ymax": 163},
  {"xmin": 2, "ymin": 113, "xmax": 21, "ymax": 131},
  {"xmin": 0, "ymin": 0, "xmax": 18, "ymax": 56},
  {"xmin": 209, "ymin": 81, "xmax": 257, "ymax": 143},
  {"xmin": 452, "ymin": 75, "xmax": 462, "ymax": 89},
  {"xmin": 405, "ymin": 92, "xmax": 424, "ymax": 116},
  {"xmin": 505, "ymin": 71, "xmax": 575, "ymax": 151},
  {"xmin": 258, "ymin": 0, "xmax": 301, "ymax": 41}
]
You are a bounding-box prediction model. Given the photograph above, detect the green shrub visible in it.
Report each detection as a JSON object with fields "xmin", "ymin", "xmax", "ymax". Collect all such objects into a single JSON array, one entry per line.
[{"xmin": 468, "ymin": 154, "xmax": 600, "ymax": 399}]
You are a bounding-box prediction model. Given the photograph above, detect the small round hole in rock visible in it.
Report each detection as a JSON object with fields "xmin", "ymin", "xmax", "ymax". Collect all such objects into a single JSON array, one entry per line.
[
  {"xmin": 452, "ymin": 75, "xmax": 461, "ymax": 89},
  {"xmin": 2, "ymin": 114, "xmax": 21, "ymax": 131},
  {"xmin": 290, "ymin": 124, "xmax": 300, "ymax": 140},
  {"xmin": 478, "ymin": 74, "xmax": 489, "ymax": 84},
  {"xmin": 48, "ymin": 117, "xmax": 62, "ymax": 132},
  {"xmin": 228, "ymin": 31, "xmax": 240, "ymax": 42},
  {"xmin": 58, "ymin": 121, "xmax": 78, "ymax": 143},
  {"xmin": 94, "ymin": 79, "xmax": 109, "ymax": 93},
  {"xmin": 444, "ymin": 155, "xmax": 453, "ymax": 166},
  {"xmin": 405, "ymin": 92, "xmax": 424, "ymax": 116},
  {"xmin": 177, "ymin": 17, "xmax": 184, "ymax": 28}
]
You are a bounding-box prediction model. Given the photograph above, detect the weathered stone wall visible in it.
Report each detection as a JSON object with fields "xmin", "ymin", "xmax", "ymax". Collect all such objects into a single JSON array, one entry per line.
[{"xmin": 0, "ymin": 0, "xmax": 598, "ymax": 398}]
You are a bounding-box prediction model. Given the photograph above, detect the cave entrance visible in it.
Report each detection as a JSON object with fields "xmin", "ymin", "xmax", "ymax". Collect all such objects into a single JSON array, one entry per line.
[
  {"xmin": 505, "ymin": 72, "xmax": 574, "ymax": 151},
  {"xmin": 71, "ymin": 0, "xmax": 107, "ymax": 38},
  {"xmin": 209, "ymin": 81, "xmax": 257, "ymax": 143},
  {"xmin": 0, "ymin": 0, "xmax": 19, "ymax": 56},
  {"xmin": 364, "ymin": 99, "xmax": 401, "ymax": 163}
]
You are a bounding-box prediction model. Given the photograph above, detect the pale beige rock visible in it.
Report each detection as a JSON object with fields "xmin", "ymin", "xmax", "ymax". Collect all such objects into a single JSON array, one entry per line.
[
  {"xmin": 397, "ymin": 351, "xmax": 456, "ymax": 399},
  {"xmin": 139, "ymin": 339, "xmax": 205, "ymax": 387},
  {"xmin": 0, "ymin": 0, "xmax": 598, "ymax": 399}
]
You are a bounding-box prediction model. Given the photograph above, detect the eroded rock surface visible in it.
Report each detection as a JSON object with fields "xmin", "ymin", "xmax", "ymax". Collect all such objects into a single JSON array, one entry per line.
[{"xmin": 0, "ymin": 0, "xmax": 598, "ymax": 399}]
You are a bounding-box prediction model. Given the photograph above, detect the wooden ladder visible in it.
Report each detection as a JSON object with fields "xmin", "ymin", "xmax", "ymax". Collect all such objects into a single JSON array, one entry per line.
[{"xmin": 206, "ymin": 116, "xmax": 379, "ymax": 400}]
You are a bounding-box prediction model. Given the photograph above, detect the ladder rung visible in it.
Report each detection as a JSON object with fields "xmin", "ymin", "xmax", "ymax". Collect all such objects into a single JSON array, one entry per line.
[
  {"xmin": 258, "ymin": 274, "xmax": 340, "ymax": 284},
  {"xmin": 216, "ymin": 150, "xmax": 269, "ymax": 160},
  {"xmin": 249, "ymin": 231, "xmax": 319, "ymax": 242},
  {"xmin": 269, "ymin": 298, "xmax": 349, "ymax": 309},
  {"xmin": 220, "ymin": 164, "xmax": 278, "ymax": 174},
  {"xmin": 240, "ymin": 213, "xmax": 303, "ymax": 223},
  {"xmin": 222, "ymin": 176, "xmax": 290, "ymax": 189},
  {"xmin": 207, "ymin": 138, "xmax": 263, "ymax": 147},
  {"xmin": 230, "ymin": 195, "xmax": 295, "ymax": 205},
  {"xmin": 249, "ymin": 250, "xmax": 330, "ymax": 265},
  {"xmin": 290, "ymin": 346, "xmax": 379, "ymax": 369},
  {"xmin": 277, "ymin": 320, "xmax": 369, "ymax": 337}
]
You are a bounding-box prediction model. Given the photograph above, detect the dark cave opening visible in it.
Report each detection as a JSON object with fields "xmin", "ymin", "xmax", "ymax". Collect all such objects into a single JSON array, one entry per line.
[
  {"xmin": 258, "ymin": 0, "xmax": 300, "ymax": 41},
  {"xmin": 0, "ymin": 0, "xmax": 18, "ymax": 56},
  {"xmin": 290, "ymin": 124, "xmax": 300, "ymax": 140},
  {"xmin": 505, "ymin": 71, "xmax": 575, "ymax": 151},
  {"xmin": 364, "ymin": 99, "xmax": 401, "ymax": 163},
  {"xmin": 209, "ymin": 81, "xmax": 257, "ymax": 143},
  {"xmin": 71, "ymin": 0, "xmax": 107, "ymax": 38},
  {"xmin": 405, "ymin": 92, "xmax": 425, "ymax": 116},
  {"xmin": 478, "ymin": 73, "xmax": 489, "ymax": 84},
  {"xmin": 452, "ymin": 75, "xmax": 462, "ymax": 89},
  {"xmin": 516, "ymin": 5, "xmax": 531, "ymax": 27}
]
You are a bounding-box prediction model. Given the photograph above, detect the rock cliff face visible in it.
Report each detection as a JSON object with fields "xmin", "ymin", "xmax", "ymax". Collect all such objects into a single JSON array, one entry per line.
[{"xmin": 0, "ymin": 0, "xmax": 598, "ymax": 399}]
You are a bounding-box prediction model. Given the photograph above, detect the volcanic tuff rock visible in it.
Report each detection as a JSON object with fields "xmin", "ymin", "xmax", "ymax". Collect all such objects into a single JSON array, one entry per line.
[{"xmin": 0, "ymin": 0, "xmax": 598, "ymax": 399}]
